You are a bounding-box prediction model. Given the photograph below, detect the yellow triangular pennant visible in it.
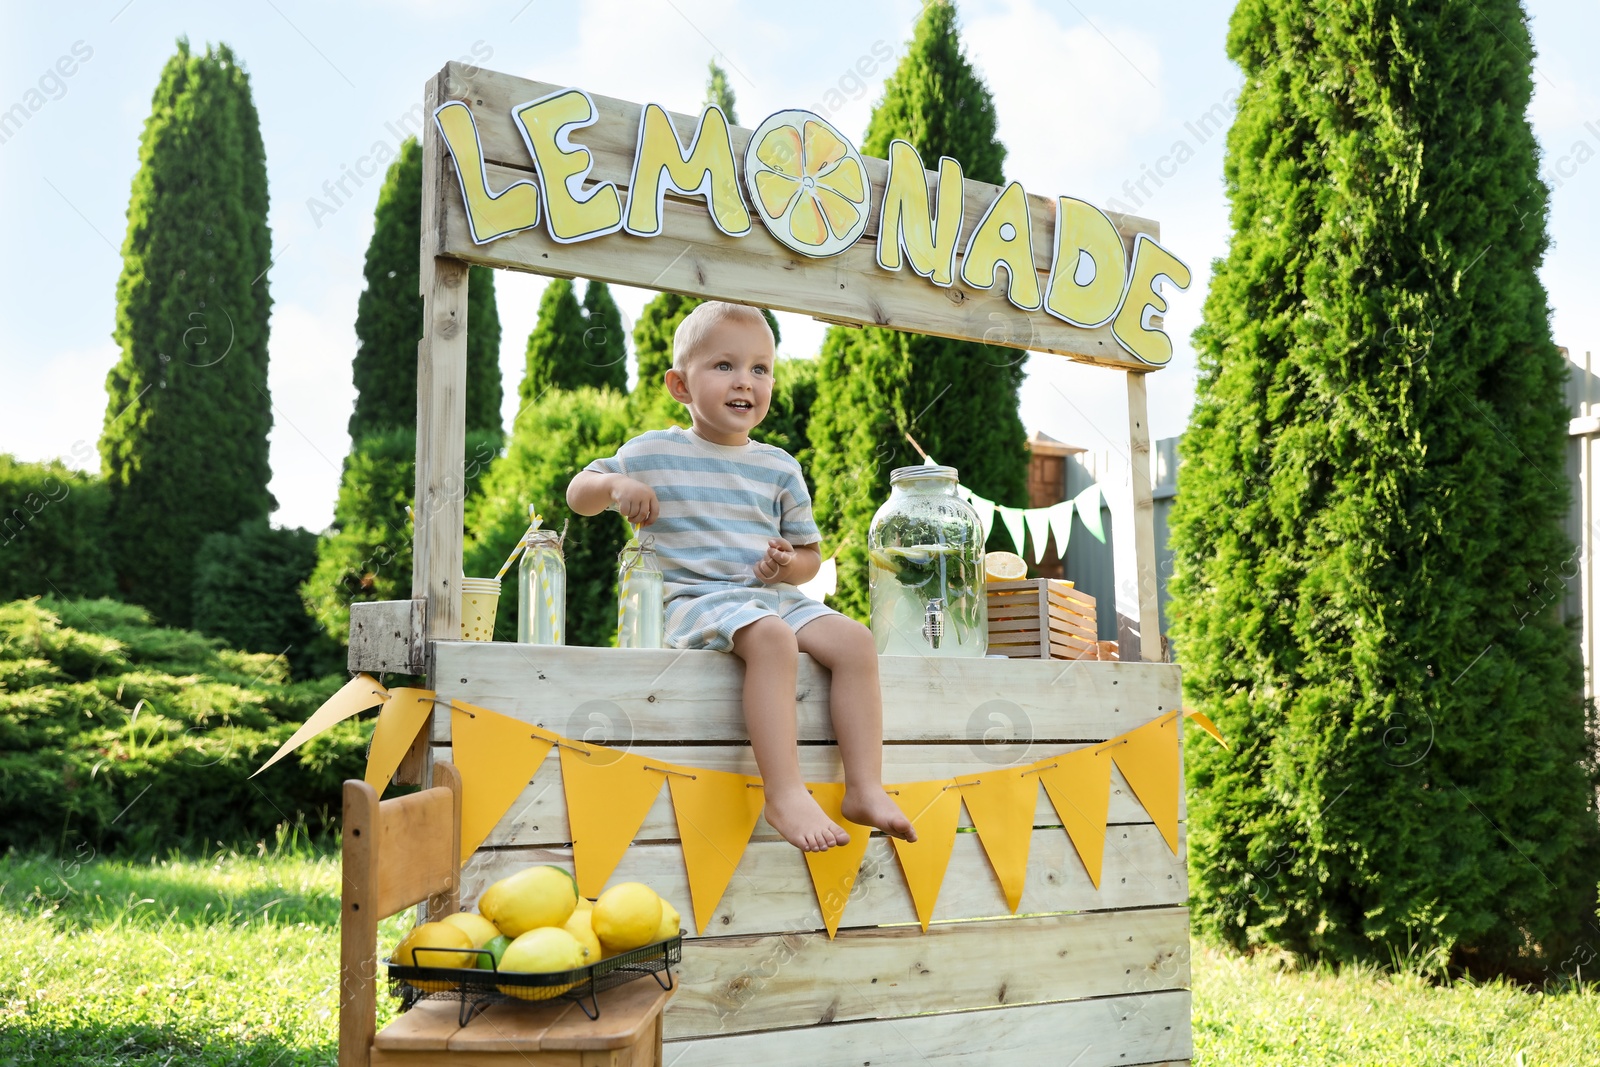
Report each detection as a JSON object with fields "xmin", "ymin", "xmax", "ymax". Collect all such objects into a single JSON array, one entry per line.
[
  {"xmin": 668, "ymin": 769, "xmax": 764, "ymax": 935},
  {"xmin": 1184, "ymin": 707, "xmax": 1230, "ymax": 749},
  {"xmin": 955, "ymin": 768, "xmax": 1039, "ymax": 914},
  {"xmin": 252, "ymin": 673, "xmax": 389, "ymax": 777},
  {"xmin": 451, "ymin": 701, "xmax": 554, "ymax": 863},
  {"xmin": 1037, "ymin": 747, "xmax": 1113, "ymax": 889},
  {"xmin": 1112, "ymin": 712, "xmax": 1182, "ymax": 854},
  {"xmin": 561, "ymin": 744, "xmax": 666, "ymax": 898},
  {"xmin": 362, "ymin": 688, "xmax": 435, "ymax": 795},
  {"xmin": 887, "ymin": 779, "xmax": 961, "ymax": 931},
  {"xmin": 801, "ymin": 782, "xmax": 873, "ymax": 938}
]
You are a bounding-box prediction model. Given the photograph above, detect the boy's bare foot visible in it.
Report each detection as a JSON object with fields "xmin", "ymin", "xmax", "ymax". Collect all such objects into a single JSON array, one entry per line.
[
  {"xmin": 842, "ymin": 786, "xmax": 918, "ymax": 843},
  {"xmin": 765, "ymin": 785, "xmax": 849, "ymax": 852}
]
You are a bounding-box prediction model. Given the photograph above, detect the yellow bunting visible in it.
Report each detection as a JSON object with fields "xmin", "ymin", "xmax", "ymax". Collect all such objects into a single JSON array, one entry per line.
[
  {"xmin": 1111, "ymin": 234, "xmax": 1192, "ymax": 366},
  {"xmin": 1111, "ymin": 711, "xmax": 1182, "ymax": 854},
  {"xmin": 362, "ymin": 688, "xmax": 435, "ymax": 795},
  {"xmin": 432, "ymin": 100, "xmax": 541, "ymax": 244},
  {"xmin": 451, "ymin": 702, "xmax": 554, "ymax": 863},
  {"xmin": 1184, "ymin": 707, "xmax": 1229, "ymax": 750},
  {"xmin": 886, "ymin": 779, "xmax": 961, "ymax": 931},
  {"xmin": 252, "ymin": 674, "xmax": 388, "ymax": 777},
  {"xmin": 512, "ymin": 87, "xmax": 623, "ymax": 244},
  {"xmin": 560, "ymin": 743, "xmax": 665, "ymax": 897},
  {"xmin": 1044, "ymin": 196, "xmax": 1128, "ymax": 328},
  {"xmin": 625, "ymin": 103, "xmax": 750, "ymax": 237},
  {"xmin": 877, "ymin": 139, "xmax": 964, "ymax": 286},
  {"xmin": 1036, "ymin": 747, "xmax": 1113, "ymax": 889},
  {"xmin": 954, "ymin": 767, "xmax": 1039, "ymax": 914},
  {"xmin": 667, "ymin": 769, "xmax": 765, "ymax": 935},
  {"xmin": 959, "ymin": 180, "xmax": 1042, "ymax": 311},
  {"xmin": 800, "ymin": 783, "xmax": 873, "ymax": 939}
]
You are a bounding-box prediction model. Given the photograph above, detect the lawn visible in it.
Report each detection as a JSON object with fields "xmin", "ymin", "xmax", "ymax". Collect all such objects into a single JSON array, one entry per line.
[{"xmin": 2, "ymin": 844, "xmax": 1596, "ymax": 1065}]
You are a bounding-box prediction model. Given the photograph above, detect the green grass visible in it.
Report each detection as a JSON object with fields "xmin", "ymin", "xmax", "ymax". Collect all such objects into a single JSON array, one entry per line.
[
  {"xmin": 2, "ymin": 845, "xmax": 1597, "ymax": 1065},
  {"xmin": 0, "ymin": 837, "xmax": 408, "ymax": 1066}
]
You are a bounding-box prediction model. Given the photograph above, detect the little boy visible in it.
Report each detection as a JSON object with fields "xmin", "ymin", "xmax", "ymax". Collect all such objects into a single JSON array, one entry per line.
[{"xmin": 567, "ymin": 301, "xmax": 915, "ymax": 852}]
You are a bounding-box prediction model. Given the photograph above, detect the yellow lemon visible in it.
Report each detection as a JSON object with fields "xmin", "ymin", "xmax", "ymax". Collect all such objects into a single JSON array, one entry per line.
[
  {"xmin": 561, "ymin": 909, "xmax": 603, "ymax": 963},
  {"xmin": 745, "ymin": 110, "xmax": 869, "ymax": 257},
  {"xmin": 592, "ymin": 882, "xmax": 663, "ymax": 956},
  {"xmin": 984, "ymin": 551, "xmax": 1028, "ymax": 582},
  {"xmin": 497, "ymin": 927, "xmax": 587, "ymax": 1000},
  {"xmin": 653, "ymin": 897, "xmax": 682, "ymax": 942},
  {"xmin": 439, "ymin": 911, "xmax": 502, "ymax": 950},
  {"xmin": 478, "ymin": 865, "xmax": 578, "ymax": 938},
  {"xmin": 573, "ymin": 896, "xmax": 594, "ymax": 916},
  {"xmin": 392, "ymin": 922, "xmax": 475, "ymax": 991}
]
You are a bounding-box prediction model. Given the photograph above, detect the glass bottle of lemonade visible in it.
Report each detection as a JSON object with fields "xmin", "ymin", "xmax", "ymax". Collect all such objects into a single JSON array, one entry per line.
[
  {"xmin": 616, "ymin": 534, "xmax": 665, "ymax": 648},
  {"xmin": 868, "ymin": 465, "xmax": 987, "ymax": 657}
]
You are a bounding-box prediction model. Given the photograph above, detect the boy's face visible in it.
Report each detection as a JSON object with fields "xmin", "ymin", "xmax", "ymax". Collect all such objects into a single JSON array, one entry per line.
[{"xmin": 664, "ymin": 317, "xmax": 775, "ymax": 445}]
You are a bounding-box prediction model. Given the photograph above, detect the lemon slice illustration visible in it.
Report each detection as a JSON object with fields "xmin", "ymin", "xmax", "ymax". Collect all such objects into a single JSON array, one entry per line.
[{"xmin": 745, "ymin": 110, "xmax": 870, "ymax": 257}]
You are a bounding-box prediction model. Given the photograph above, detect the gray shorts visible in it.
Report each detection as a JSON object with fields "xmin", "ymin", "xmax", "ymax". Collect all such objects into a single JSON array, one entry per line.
[{"xmin": 666, "ymin": 584, "xmax": 840, "ymax": 653}]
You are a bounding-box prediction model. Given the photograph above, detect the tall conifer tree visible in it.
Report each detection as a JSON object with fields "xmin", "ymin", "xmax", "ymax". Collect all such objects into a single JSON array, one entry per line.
[
  {"xmin": 349, "ymin": 138, "xmax": 502, "ymax": 443},
  {"xmin": 520, "ymin": 279, "xmax": 593, "ymax": 403},
  {"xmin": 1168, "ymin": 0, "xmax": 1600, "ymax": 972},
  {"xmin": 101, "ymin": 41, "xmax": 274, "ymax": 626},
  {"xmin": 580, "ymin": 281, "xmax": 629, "ymax": 393},
  {"xmin": 808, "ymin": 0, "xmax": 1025, "ymax": 620}
]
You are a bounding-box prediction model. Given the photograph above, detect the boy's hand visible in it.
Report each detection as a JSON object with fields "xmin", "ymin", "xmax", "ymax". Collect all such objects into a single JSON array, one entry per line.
[
  {"xmin": 610, "ymin": 477, "xmax": 659, "ymax": 526},
  {"xmin": 754, "ymin": 538, "xmax": 795, "ymax": 583}
]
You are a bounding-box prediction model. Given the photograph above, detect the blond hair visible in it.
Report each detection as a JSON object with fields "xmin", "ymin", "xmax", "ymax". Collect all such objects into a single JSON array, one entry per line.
[{"xmin": 671, "ymin": 301, "xmax": 774, "ymax": 372}]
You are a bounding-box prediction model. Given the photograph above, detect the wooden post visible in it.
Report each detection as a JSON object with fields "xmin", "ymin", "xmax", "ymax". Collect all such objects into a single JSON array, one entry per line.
[
  {"xmin": 399, "ymin": 69, "xmax": 468, "ymax": 784},
  {"xmin": 1126, "ymin": 370, "xmax": 1163, "ymax": 662}
]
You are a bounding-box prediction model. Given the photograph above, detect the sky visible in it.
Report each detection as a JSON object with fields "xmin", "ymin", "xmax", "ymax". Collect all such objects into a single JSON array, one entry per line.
[{"xmin": 3, "ymin": 0, "xmax": 1597, "ymax": 534}]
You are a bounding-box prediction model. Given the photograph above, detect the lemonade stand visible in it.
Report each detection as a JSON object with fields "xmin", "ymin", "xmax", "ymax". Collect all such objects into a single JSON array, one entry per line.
[{"xmin": 335, "ymin": 59, "xmax": 1194, "ymax": 1067}]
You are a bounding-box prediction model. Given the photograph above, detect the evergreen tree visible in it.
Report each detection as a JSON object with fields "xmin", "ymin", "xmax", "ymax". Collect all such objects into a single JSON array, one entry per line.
[
  {"xmin": 808, "ymin": 0, "xmax": 1025, "ymax": 620},
  {"xmin": 580, "ymin": 281, "xmax": 629, "ymax": 393},
  {"xmin": 706, "ymin": 60, "xmax": 737, "ymax": 119},
  {"xmin": 349, "ymin": 138, "xmax": 503, "ymax": 444},
  {"xmin": 100, "ymin": 40, "xmax": 274, "ymax": 626},
  {"xmin": 520, "ymin": 279, "xmax": 594, "ymax": 403},
  {"xmin": 465, "ymin": 389, "xmax": 633, "ymax": 647},
  {"xmin": 1167, "ymin": 0, "xmax": 1600, "ymax": 974}
]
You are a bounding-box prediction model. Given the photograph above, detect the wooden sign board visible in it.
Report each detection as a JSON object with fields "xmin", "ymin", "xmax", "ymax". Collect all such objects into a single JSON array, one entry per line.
[{"xmin": 422, "ymin": 61, "xmax": 1190, "ymax": 372}]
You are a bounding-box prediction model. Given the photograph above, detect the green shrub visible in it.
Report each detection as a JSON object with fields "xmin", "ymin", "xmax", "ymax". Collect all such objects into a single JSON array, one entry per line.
[
  {"xmin": 192, "ymin": 521, "xmax": 343, "ymax": 679},
  {"xmin": 0, "ymin": 597, "xmax": 362, "ymax": 853},
  {"xmin": 0, "ymin": 455, "xmax": 114, "ymax": 602}
]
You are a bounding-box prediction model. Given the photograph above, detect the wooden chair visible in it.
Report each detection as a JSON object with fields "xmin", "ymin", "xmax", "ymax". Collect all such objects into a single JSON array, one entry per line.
[{"xmin": 339, "ymin": 762, "xmax": 672, "ymax": 1067}]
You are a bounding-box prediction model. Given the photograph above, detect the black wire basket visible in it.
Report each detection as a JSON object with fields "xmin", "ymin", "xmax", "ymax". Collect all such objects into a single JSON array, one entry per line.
[{"xmin": 387, "ymin": 933, "xmax": 681, "ymax": 1026}]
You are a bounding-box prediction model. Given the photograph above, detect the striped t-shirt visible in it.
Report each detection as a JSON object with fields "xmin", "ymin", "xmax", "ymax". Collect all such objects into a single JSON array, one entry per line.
[{"xmin": 583, "ymin": 427, "xmax": 821, "ymax": 601}]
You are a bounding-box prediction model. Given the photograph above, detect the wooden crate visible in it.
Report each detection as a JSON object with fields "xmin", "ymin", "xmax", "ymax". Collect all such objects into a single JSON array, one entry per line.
[
  {"xmin": 421, "ymin": 645, "xmax": 1190, "ymax": 1066},
  {"xmin": 987, "ymin": 579, "xmax": 1102, "ymax": 660}
]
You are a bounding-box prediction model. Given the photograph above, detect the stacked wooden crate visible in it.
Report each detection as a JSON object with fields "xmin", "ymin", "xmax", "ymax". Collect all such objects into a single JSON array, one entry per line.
[{"xmin": 987, "ymin": 578, "xmax": 1101, "ymax": 659}]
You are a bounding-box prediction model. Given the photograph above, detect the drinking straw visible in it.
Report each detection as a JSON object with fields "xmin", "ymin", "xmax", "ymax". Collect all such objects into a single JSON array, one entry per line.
[{"xmin": 494, "ymin": 506, "xmax": 543, "ymax": 581}]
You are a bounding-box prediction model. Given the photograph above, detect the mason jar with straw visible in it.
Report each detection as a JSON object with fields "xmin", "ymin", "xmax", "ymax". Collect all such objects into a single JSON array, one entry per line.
[
  {"xmin": 516, "ymin": 510, "xmax": 566, "ymax": 645},
  {"xmin": 616, "ymin": 527, "xmax": 664, "ymax": 648}
]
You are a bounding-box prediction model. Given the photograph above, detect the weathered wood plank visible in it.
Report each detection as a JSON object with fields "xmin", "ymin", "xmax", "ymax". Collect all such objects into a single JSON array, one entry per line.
[
  {"xmin": 1127, "ymin": 371, "xmax": 1163, "ymax": 662},
  {"xmin": 460, "ymin": 824, "xmax": 1188, "ymax": 937},
  {"xmin": 665, "ymin": 907, "xmax": 1188, "ymax": 1039},
  {"xmin": 435, "ymin": 65, "xmax": 1158, "ymax": 268},
  {"xmin": 444, "ymin": 161, "xmax": 1142, "ymax": 370},
  {"xmin": 429, "ymin": 743, "xmax": 1182, "ymax": 848},
  {"xmin": 428, "ymin": 63, "xmax": 1165, "ymax": 370},
  {"xmin": 348, "ymin": 599, "xmax": 427, "ymax": 675},
  {"xmin": 663, "ymin": 989, "xmax": 1192, "ymax": 1066},
  {"xmin": 428, "ymin": 644, "xmax": 1181, "ymax": 744}
]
